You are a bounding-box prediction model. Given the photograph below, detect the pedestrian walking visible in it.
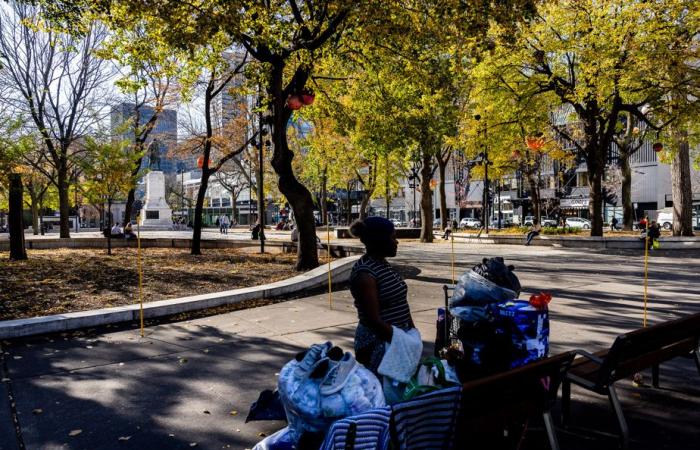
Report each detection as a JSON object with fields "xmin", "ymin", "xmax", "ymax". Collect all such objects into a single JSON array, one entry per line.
[
  {"xmin": 220, "ymin": 215, "xmax": 230, "ymax": 234},
  {"xmin": 611, "ymin": 216, "xmax": 619, "ymax": 232}
]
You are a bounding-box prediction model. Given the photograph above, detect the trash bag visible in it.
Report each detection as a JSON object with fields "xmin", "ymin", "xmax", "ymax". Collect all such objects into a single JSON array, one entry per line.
[
  {"xmin": 246, "ymin": 390, "xmax": 287, "ymax": 423},
  {"xmin": 472, "ymin": 257, "xmax": 521, "ymax": 295},
  {"xmin": 252, "ymin": 427, "xmax": 296, "ymax": 450},
  {"xmin": 449, "ymin": 270, "xmax": 517, "ymax": 311}
]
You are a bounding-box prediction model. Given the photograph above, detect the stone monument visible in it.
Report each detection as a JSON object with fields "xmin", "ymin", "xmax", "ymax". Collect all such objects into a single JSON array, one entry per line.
[{"xmin": 139, "ymin": 170, "xmax": 172, "ymax": 228}]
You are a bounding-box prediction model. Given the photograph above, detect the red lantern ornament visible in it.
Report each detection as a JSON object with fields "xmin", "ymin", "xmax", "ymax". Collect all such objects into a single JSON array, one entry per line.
[
  {"xmin": 286, "ymin": 95, "xmax": 303, "ymax": 110},
  {"xmin": 526, "ymin": 136, "xmax": 545, "ymax": 151},
  {"xmin": 197, "ymin": 156, "xmax": 210, "ymax": 169},
  {"xmin": 652, "ymin": 142, "xmax": 663, "ymax": 153},
  {"xmin": 300, "ymin": 90, "xmax": 315, "ymax": 106}
]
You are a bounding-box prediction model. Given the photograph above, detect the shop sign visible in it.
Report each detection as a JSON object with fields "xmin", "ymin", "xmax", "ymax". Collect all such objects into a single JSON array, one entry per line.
[{"xmin": 560, "ymin": 198, "xmax": 589, "ymax": 209}]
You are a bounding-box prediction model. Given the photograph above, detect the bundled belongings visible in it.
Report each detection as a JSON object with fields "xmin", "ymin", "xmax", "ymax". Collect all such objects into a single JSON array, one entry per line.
[
  {"xmin": 254, "ymin": 341, "xmax": 385, "ymax": 449},
  {"xmin": 446, "ymin": 257, "xmax": 550, "ymax": 379},
  {"xmin": 449, "ymin": 258, "xmax": 519, "ymax": 323}
]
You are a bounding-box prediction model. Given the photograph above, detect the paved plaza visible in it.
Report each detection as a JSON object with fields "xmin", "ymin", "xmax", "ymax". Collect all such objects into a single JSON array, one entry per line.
[{"xmin": 1, "ymin": 241, "xmax": 699, "ymax": 449}]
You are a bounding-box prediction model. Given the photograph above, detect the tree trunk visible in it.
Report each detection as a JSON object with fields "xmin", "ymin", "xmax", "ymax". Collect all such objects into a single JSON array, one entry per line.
[
  {"xmin": 419, "ymin": 151, "xmax": 434, "ymax": 242},
  {"xmin": 107, "ymin": 199, "xmax": 113, "ymax": 256},
  {"xmin": 269, "ymin": 63, "xmax": 318, "ymax": 270},
  {"xmin": 671, "ymin": 131, "xmax": 694, "ymax": 236},
  {"xmin": 438, "ymin": 157, "xmax": 448, "ymax": 230},
  {"xmin": 588, "ymin": 157, "xmax": 605, "ymax": 236},
  {"xmin": 526, "ymin": 171, "xmax": 540, "ymax": 223},
  {"xmin": 320, "ymin": 168, "xmax": 327, "ymax": 225},
  {"xmin": 192, "ymin": 169, "xmax": 210, "ymax": 255},
  {"xmin": 57, "ymin": 162, "xmax": 71, "ymax": 238},
  {"xmin": 9, "ymin": 174, "xmax": 27, "ymax": 260},
  {"xmin": 359, "ymin": 192, "xmax": 371, "ymax": 220},
  {"xmin": 620, "ymin": 149, "xmax": 634, "ymax": 230},
  {"xmin": 30, "ymin": 192, "xmax": 39, "ymax": 235},
  {"xmin": 384, "ymin": 168, "xmax": 390, "ymax": 220}
]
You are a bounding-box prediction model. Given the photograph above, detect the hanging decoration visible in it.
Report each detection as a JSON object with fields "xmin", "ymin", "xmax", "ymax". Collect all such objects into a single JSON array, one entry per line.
[
  {"xmin": 525, "ymin": 136, "xmax": 546, "ymax": 151},
  {"xmin": 652, "ymin": 142, "xmax": 663, "ymax": 153},
  {"xmin": 286, "ymin": 94, "xmax": 304, "ymax": 110},
  {"xmin": 300, "ymin": 89, "xmax": 315, "ymax": 105}
]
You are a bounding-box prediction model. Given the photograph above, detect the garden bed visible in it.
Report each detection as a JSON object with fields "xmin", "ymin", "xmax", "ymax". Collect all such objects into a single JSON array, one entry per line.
[{"xmin": 0, "ymin": 248, "xmax": 305, "ymax": 321}]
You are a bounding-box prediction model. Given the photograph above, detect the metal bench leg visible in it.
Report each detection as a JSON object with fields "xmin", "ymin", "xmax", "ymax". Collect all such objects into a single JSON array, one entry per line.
[
  {"xmin": 561, "ymin": 379, "xmax": 571, "ymax": 427},
  {"xmin": 607, "ymin": 386, "xmax": 629, "ymax": 450},
  {"xmin": 543, "ymin": 411, "xmax": 560, "ymax": 450},
  {"xmin": 652, "ymin": 364, "xmax": 660, "ymax": 388}
]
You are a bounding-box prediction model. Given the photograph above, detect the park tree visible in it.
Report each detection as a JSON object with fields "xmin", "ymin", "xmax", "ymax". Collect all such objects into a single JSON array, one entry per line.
[
  {"xmin": 176, "ymin": 46, "xmax": 258, "ymax": 255},
  {"xmin": 472, "ymin": 0, "xmax": 699, "ymax": 236},
  {"xmin": 0, "ymin": 1, "xmax": 111, "ymax": 238},
  {"xmin": 81, "ymin": 136, "xmax": 139, "ymax": 255},
  {"xmin": 96, "ymin": 24, "xmax": 186, "ymax": 225},
  {"xmin": 0, "ymin": 116, "xmax": 34, "ymax": 260}
]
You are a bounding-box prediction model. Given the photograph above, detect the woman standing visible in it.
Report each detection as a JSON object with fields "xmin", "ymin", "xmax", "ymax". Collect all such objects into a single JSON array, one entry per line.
[{"xmin": 349, "ymin": 217, "xmax": 415, "ymax": 375}]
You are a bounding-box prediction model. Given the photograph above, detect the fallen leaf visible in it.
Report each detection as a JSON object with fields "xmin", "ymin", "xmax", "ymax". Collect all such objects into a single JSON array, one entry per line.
[
  {"xmin": 229, "ymin": 410, "xmax": 238, "ymax": 416},
  {"xmin": 118, "ymin": 436, "xmax": 131, "ymax": 441},
  {"xmin": 69, "ymin": 429, "xmax": 82, "ymax": 437},
  {"xmin": 258, "ymin": 432, "xmax": 266, "ymax": 437},
  {"xmin": 32, "ymin": 409, "xmax": 43, "ymax": 415}
]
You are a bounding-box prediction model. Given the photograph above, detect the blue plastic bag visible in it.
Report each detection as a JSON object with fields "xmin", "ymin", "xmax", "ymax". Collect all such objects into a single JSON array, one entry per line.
[{"xmin": 252, "ymin": 427, "xmax": 296, "ymax": 450}]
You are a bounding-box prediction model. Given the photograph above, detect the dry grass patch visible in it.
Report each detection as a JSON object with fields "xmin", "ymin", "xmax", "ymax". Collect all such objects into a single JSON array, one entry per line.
[{"xmin": 0, "ymin": 248, "xmax": 301, "ymax": 320}]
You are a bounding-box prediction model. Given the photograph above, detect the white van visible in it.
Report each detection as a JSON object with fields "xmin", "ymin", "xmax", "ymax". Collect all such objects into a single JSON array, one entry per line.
[{"xmin": 656, "ymin": 209, "xmax": 698, "ymax": 230}]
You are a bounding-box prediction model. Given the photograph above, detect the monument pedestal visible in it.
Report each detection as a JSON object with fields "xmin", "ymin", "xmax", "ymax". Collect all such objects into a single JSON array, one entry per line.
[{"xmin": 139, "ymin": 171, "xmax": 172, "ymax": 228}]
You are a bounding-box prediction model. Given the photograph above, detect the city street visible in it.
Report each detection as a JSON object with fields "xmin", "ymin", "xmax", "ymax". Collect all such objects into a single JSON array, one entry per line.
[{"xmin": 2, "ymin": 242, "xmax": 699, "ymax": 449}]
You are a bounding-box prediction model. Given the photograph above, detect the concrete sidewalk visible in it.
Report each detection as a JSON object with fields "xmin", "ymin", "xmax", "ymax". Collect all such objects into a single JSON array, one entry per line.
[{"xmin": 1, "ymin": 243, "xmax": 699, "ymax": 449}]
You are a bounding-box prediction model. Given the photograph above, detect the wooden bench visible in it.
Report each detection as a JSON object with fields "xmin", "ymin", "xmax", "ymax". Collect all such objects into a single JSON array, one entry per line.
[
  {"xmin": 561, "ymin": 312, "xmax": 700, "ymax": 449},
  {"xmin": 455, "ymin": 351, "xmax": 575, "ymax": 450}
]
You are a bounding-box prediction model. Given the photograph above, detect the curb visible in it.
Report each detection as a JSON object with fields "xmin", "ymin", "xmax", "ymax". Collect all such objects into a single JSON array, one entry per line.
[
  {"xmin": 434, "ymin": 232, "xmax": 700, "ymax": 250},
  {"xmin": 0, "ymin": 256, "xmax": 360, "ymax": 340}
]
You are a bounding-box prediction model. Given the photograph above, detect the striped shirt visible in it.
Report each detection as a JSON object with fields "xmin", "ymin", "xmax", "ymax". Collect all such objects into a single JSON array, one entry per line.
[
  {"xmin": 351, "ymin": 255, "xmax": 412, "ymax": 330},
  {"xmin": 391, "ymin": 386, "xmax": 462, "ymax": 450},
  {"xmin": 320, "ymin": 407, "xmax": 391, "ymax": 450}
]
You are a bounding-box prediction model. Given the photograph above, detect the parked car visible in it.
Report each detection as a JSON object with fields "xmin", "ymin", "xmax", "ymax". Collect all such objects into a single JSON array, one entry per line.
[
  {"xmin": 459, "ymin": 217, "xmax": 482, "ymax": 229},
  {"xmin": 523, "ymin": 216, "xmax": 557, "ymax": 227},
  {"xmin": 656, "ymin": 209, "xmax": 699, "ymax": 230},
  {"xmin": 390, "ymin": 219, "xmax": 405, "ymax": 228},
  {"xmin": 489, "ymin": 218, "xmax": 514, "ymax": 228},
  {"xmin": 565, "ymin": 217, "xmax": 591, "ymax": 229}
]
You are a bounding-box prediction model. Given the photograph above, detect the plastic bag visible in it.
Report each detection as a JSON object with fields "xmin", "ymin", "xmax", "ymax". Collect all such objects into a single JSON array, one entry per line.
[
  {"xmin": 652, "ymin": 239, "xmax": 660, "ymax": 249},
  {"xmin": 450, "ymin": 270, "xmax": 517, "ymax": 310},
  {"xmin": 246, "ymin": 390, "xmax": 286, "ymax": 422},
  {"xmin": 252, "ymin": 427, "xmax": 296, "ymax": 450}
]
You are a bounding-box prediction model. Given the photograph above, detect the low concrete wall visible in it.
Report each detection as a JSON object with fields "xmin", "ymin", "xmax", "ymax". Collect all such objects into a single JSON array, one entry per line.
[
  {"xmin": 444, "ymin": 233, "xmax": 700, "ymax": 250},
  {"xmin": 0, "ymin": 255, "xmax": 361, "ymax": 339},
  {"xmin": 336, "ymin": 227, "xmax": 421, "ymax": 239}
]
